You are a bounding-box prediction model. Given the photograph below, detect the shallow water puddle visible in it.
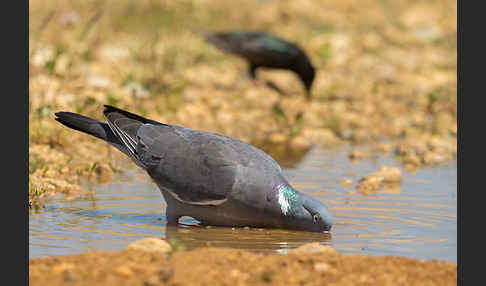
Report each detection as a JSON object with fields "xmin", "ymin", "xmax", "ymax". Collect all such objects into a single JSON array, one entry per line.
[{"xmin": 29, "ymin": 147, "xmax": 456, "ymax": 262}]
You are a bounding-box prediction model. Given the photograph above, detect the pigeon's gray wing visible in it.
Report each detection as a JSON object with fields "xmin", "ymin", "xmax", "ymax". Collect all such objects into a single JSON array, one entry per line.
[
  {"xmin": 102, "ymin": 106, "xmax": 165, "ymax": 169},
  {"xmin": 136, "ymin": 124, "xmax": 282, "ymax": 206},
  {"xmin": 101, "ymin": 105, "xmax": 282, "ymax": 206}
]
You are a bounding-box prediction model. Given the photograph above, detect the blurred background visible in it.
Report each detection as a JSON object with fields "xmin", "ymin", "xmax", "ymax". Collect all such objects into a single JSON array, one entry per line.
[{"xmin": 29, "ymin": 0, "xmax": 457, "ymax": 205}]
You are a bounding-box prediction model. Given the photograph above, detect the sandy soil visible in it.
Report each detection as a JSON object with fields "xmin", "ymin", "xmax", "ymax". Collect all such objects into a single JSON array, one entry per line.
[
  {"xmin": 29, "ymin": 241, "xmax": 457, "ymax": 286},
  {"xmin": 29, "ymin": 0, "xmax": 457, "ymax": 283}
]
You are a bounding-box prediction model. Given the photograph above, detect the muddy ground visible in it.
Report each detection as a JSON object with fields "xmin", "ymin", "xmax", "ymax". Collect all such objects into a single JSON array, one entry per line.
[
  {"xmin": 29, "ymin": 240, "xmax": 457, "ymax": 286},
  {"xmin": 29, "ymin": 0, "xmax": 457, "ymax": 283}
]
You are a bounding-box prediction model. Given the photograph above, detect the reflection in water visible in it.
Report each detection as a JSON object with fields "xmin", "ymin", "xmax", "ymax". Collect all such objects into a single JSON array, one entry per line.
[
  {"xmin": 257, "ymin": 142, "xmax": 311, "ymax": 168},
  {"xmin": 29, "ymin": 147, "xmax": 456, "ymax": 262},
  {"xmin": 164, "ymin": 225, "xmax": 332, "ymax": 254}
]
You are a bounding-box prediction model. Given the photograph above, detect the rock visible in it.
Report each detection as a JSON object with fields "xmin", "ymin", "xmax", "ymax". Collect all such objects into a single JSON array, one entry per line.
[
  {"xmin": 114, "ymin": 265, "xmax": 134, "ymax": 276},
  {"xmin": 87, "ymin": 75, "xmax": 111, "ymax": 90},
  {"xmin": 403, "ymin": 154, "xmax": 421, "ymax": 167},
  {"xmin": 349, "ymin": 149, "xmax": 370, "ymax": 161},
  {"xmin": 340, "ymin": 179, "xmax": 352, "ymax": 186},
  {"xmin": 31, "ymin": 45, "xmax": 54, "ymax": 67},
  {"xmin": 358, "ymin": 175, "xmax": 383, "ymax": 195},
  {"xmin": 377, "ymin": 167, "xmax": 402, "ymax": 183},
  {"xmin": 98, "ymin": 44, "xmax": 131, "ymax": 62},
  {"xmin": 404, "ymin": 164, "xmax": 419, "ymax": 173},
  {"xmin": 289, "ymin": 136, "xmax": 311, "ymax": 151},
  {"xmin": 423, "ymin": 151, "xmax": 444, "ymax": 165},
  {"xmin": 95, "ymin": 163, "xmax": 114, "ymax": 184},
  {"xmin": 350, "ymin": 129, "xmax": 373, "ymax": 143},
  {"xmin": 230, "ymin": 269, "xmax": 249, "ymax": 280},
  {"xmin": 373, "ymin": 142, "xmax": 394, "ymax": 153},
  {"xmin": 314, "ymin": 263, "xmax": 331, "ymax": 272},
  {"xmin": 289, "ymin": 243, "xmax": 337, "ymax": 255},
  {"xmin": 358, "ymin": 166, "xmax": 402, "ymax": 195},
  {"xmin": 52, "ymin": 262, "xmax": 75, "ymax": 274},
  {"xmin": 269, "ymin": 133, "xmax": 288, "ymax": 145},
  {"xmin": 127, "ymin": 238, "xmax": 172, "ymax": 254},
  {"xmin": 382, "ymin": 184, "xmax": 401, "ymax": 194},
  {"xmin": 59, "ymin": 10, "xmax": 80, "ymax": 27},
  {"xmin": 124, "ymin": 82, "xmax": 150, "ymax": 99},
  {"xmin": 301, "ymin": 128, "xmax": 341, "ymax": 146}
]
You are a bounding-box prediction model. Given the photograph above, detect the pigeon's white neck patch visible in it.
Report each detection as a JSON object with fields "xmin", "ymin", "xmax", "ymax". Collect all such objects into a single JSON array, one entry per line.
[
  {"xmin": 276, "ymin": 184, "xmax": 298, "ymax": 216},
  {"xmin": 278, "ymin": 188, "xmax": 290, "ymax": 215}
]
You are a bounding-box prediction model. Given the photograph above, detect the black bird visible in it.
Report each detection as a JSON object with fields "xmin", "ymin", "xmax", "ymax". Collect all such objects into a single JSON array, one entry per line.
[
  {"xmin": 55, "ymin": 105, "xmax": 333, "ymax": 232},
  {"xmin": 204, "ymin": 31, "xmax": 316, "ymax": 100}
]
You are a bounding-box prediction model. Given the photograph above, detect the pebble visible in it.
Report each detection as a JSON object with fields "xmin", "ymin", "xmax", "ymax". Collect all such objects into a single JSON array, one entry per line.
[
  {"xmin": 52, "ymin": 262, "xmax": 75, "ymax": 274},
  {"xmin": 269, "ymin": 133, "xmax": 288, "ymax": 145},
  {"xmin": 377, "ymin": 167, "xmax": 402, "ymax": 183},
  {"xmin": 314, "ymin": 263, "xmax": 331, "ymax": 272},
  {"xmin": 124, "ymin": 82, "xmax": 150, "ymax": 99},
  {"xmin": 358, "ymin": 166, "xmax": 402, "ymax": 194},
  {"xmin": 289, "ymin": 243, "xmax": 337, "ymax": 255},
  {"xmin": 349, "ymin": 149, "xmax": 370, "ymax": 161},
  {"xmin": 127, "ymin": 237, "xmax": 172, "ymax": 254},
  {"xmin": 340, "ymin": 179, "xmax": 352, "ymax": 186},
  {"xmin": 114, "ymin": 265, "xmax": 134, "ymax": 276}
]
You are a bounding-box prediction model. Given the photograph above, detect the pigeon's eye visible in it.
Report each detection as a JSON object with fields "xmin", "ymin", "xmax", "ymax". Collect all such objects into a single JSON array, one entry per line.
[{"xmin": 313, "ymin": 214, "xmax": 319, "ymax": 223}]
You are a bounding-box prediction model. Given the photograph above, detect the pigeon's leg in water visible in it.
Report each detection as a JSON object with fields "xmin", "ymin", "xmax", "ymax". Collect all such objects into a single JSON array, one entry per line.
[
  {"xmin": 239, "ymin": 63, "xmax": 258, "ymax": 81},
  {"xmin": 165, "ymin": 206, "xmax": 180, "ymax": 225},
  {"xmin": 235, "ymin": 63, "xmax": 260, "ymax": 88},
  {"xmin": 248, "ymin": 63, "xmax": 258, "ymax": 79},
  {"xmin": 243, "ymin": 63, "xmax": 267, "ymax": 89}
]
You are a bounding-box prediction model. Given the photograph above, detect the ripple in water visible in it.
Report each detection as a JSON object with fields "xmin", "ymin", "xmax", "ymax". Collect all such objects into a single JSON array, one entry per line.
[{"xmin": 29, "ymin": 147, "xmax": 456, "ymax": 262}]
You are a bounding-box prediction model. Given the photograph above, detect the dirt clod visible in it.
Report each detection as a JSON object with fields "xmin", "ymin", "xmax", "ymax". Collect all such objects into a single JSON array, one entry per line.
[
  {"xmin": 127, "ymin": 237, "xmax": 172, "ymax": 254},
  {"xmin": 358, "ymin": 166, "xmax": 402, "ymax": 195}
]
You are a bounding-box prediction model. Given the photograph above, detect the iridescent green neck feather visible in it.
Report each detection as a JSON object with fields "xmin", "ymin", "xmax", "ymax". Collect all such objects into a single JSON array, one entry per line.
[{"xmin": 275, "ymin": 184, "xmax": 299, "ymax": 216}]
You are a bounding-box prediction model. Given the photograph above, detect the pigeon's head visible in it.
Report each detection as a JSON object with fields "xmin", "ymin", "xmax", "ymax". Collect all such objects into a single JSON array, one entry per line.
[
  {"xmin": 299, "ymin": 193, "xmax": 334, "ymax": 232},
  {"xmin": 294, "ymin": 57, "xmax": 315, "ymax": 98},
  {"xmin": 272, "ymin": 183, "xmax": 333, "ymax": 233}
]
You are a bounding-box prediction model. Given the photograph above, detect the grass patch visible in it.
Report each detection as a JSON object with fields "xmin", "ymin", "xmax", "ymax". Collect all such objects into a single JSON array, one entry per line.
[
  {"xmin": 318, "ymin": 42, "xmax": 332, "ymax": 63},
  {"xmin": 29, "ymin": 154, "xmax": 46, "ymax": 174},
  {"xmin": 260, "ymin": 269, "xmax": 274, "ymax": 283},
  {"xmin": 167, "ymin": 238, "xmax": 186, "ymax": 253},
  {"xmin": 323, "ymin": 116, "xmax": 342, "ymax": 134},
  {"xmin": 29, "ymin": 179, "xmax": 48, "ymax": 209}
]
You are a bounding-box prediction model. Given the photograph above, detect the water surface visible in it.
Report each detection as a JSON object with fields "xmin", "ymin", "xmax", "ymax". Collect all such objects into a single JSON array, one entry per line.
[{"xmin": 29, "ymin": 147, "xmax": 457, "ymax": 262}]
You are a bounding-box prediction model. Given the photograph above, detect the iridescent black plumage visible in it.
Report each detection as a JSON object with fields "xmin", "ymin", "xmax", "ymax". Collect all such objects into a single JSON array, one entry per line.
[{"xmin": 204, "ymin": 31, "xmax": 316, "ymax": 100}]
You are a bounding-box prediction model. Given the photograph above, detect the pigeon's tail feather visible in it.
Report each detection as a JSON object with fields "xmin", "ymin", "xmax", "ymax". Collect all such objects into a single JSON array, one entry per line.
[
  {"xmin": 55, "ymin": 112, "xmax": 112, "ymax": 141},
  {"xmin": 54, "ymin": 112, "xmax": 134, "ymax": 160},
  {"xmin": 103, "ymin": 105, "xmax": 165, "ymax": 126},
  {"xmin": 101, "ymin": 105, "xmax": 170, "ymax": 169}
]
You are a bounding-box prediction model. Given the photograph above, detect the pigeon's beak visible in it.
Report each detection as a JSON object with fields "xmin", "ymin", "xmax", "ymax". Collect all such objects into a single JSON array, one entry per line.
[
  {"xmin": 321, "ymin": 211, "xmax": 334, "ymax": 231},
  {"xmin": 322, "ymin": 224, "xmax": 332, "ymax": 232}
]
